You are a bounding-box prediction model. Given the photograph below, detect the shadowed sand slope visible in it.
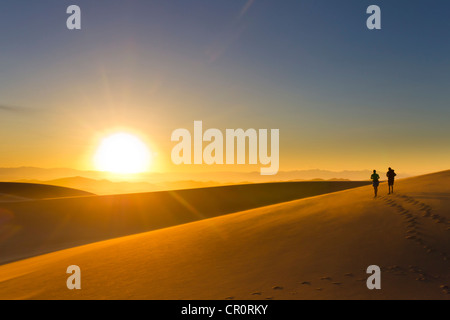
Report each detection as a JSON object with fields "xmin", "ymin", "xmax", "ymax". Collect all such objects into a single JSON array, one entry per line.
[
  {"xmin": 0, "ymin": 181, "xmax": 369, "ymax": 264},
  {"xmin": 0, "ymin": 173, "xmax": 449, "ymax": 299},
  {"xmin": 0, "ymin": 182, "xmax": 94, "ymax": 201}
]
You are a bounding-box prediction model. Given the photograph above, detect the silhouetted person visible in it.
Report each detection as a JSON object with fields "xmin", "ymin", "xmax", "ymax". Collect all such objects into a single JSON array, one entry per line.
[
  {"xmin": 386, "ymin": 167, "xmax": 396, "ymax": 194},
  {"xmin": 371, "ymin": 170, "xmax": 380, "ymax": 198}
]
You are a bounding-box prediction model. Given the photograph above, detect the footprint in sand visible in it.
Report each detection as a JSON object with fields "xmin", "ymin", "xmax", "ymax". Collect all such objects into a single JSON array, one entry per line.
[
  {"xmin": 406, "ymin": 223, "xmax": 417, "ymax": 229},
  {"xmin": 300, "ymin": 281, "xmax": 311, "ymax": 285},
  {"xmin": 251, "ymin": 292, "xmax": 262, "ymax": 296},
  {"xmin": 415, "ymin": 277, "xmax": 427, "ymax": 282},
  {"xmin": 408, "ymin": 265, "xmax": 425, "ymax": 274},
  {"xmin": 320, "ymin": 276, "xmax": 332, "ymax": 281},
  {"xmin": 344, "ymin": 273, "xmax": 354, "ymax": 277},
  {"xmin": 272, "ymin": 286, "xmax": 283, "ymax": 290},
  {"xmin": 385, "ymin": 265, "xmax": 407, "ymax": 276}
]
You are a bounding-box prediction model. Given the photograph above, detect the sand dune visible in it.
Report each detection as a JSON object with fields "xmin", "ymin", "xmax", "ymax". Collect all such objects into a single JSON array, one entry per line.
[
  {"xmin": 0, "ymin": 173, "xmax": 448, "ymax": 299},
  {"xmin": 0, "ymin": 182, "xmax": 93, "ymax": 201},
  {"xmin": 17, "ymin": 176, "xmax": 224, "ymax": 194},
  {"xmin": 0, "ymin": 181, "xmax": 368, "ymax": 265}
]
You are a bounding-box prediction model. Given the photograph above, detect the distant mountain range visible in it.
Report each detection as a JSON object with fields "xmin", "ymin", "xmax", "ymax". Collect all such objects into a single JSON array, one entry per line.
[
  {"xmin": 0, "ymin": 167, "xmax": 414, "ymax": 195},
  {"xmin": 0, "ymin": 167, "xmax": 412, "ymax": 181}
]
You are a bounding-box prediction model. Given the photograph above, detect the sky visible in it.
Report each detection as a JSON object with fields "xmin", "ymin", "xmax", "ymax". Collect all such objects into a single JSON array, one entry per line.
[{"xmin": 0, "ymin": 0, "xmax": 450, "ymax": 175}]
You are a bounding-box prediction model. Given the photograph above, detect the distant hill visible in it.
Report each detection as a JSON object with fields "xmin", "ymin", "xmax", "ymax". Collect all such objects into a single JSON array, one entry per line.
[
  {"xmin": 16, "ymin": 176, "xmax": 361, "ymax": 195},
  {"xmin": 17, "ymin": 177, "xmax": 221, "ymax": 195},
  {"xmin": 0, "ymin": 167, "xmax": 414, "ymax": 184},
  {"xmin": 17, "ymin": 177, "xmax": 160, "ymax": 195},
  {"xmin": 0, "ymin": 182, "xmax": 93, "ymax": 201}
]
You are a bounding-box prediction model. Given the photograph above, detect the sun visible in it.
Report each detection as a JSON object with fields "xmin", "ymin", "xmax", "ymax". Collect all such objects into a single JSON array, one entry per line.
[{"xmin": 94, "ymin": 132, "xmax": 151, "ymax": 174}]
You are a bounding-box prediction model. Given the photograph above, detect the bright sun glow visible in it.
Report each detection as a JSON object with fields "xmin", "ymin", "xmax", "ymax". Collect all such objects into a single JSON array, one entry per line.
[{"xmin": 94, "ymin": 133, "xmax": 151, "ymax": 174}]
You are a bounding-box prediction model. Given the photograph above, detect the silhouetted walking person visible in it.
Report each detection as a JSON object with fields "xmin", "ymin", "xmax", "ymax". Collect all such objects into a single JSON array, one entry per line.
[
  {"xmin": 387, "ymin": 167, "xmax": 396, "ymax": 194},
  {"xmin": 371, "ymin": 169, "xmax": 380, "ymax": 198}
]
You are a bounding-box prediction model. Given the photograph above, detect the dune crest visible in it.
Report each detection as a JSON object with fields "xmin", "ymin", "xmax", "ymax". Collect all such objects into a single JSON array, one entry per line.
[
  {"xmin": 0, "ymin": 182, "xmax": 93, "ymax": 201},
  {"xmin": 0, "ymin": 181, "xmax": 369, "ymax": 265}
]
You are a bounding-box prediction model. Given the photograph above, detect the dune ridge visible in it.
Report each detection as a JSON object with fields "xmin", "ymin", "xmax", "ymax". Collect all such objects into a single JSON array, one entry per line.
[
  {"xmin": 0, "ymin": 181, "xmax": 369, "ymax": 265},
  {"xmin": 0, "ymin": 182, "xmax": 94, "ymax": 201}
]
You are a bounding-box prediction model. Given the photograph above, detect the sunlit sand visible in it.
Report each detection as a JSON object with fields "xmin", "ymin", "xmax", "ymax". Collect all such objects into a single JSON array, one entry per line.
[{"xmin": 0, "ymin": 172, "xmax": 448, "ymax": 299}]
